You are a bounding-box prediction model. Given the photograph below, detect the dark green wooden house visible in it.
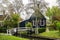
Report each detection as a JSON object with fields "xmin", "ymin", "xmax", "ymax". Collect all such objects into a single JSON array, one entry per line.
[{"xmin": 19, "ymin": 12, "xmax": 46, "ymax": 28}]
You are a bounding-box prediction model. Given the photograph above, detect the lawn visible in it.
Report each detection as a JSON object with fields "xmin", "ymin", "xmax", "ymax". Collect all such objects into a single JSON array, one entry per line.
[
  {"xmin": 39, "ymin": 31, "xmax": 60, "ymax": 38},
  {"xmin": 0, "ymin": 33, "xmax": 29, "ymax": 40}
]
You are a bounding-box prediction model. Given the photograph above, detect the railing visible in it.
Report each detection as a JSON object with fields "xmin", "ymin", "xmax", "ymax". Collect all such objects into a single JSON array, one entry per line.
[{"xmin": 7, "ymin": 27, "xmax": 35, "ymax": 35}]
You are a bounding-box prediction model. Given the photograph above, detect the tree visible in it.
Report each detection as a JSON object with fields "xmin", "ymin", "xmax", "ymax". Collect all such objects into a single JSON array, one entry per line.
[
  {"xmin": 1, "ymin": 0, "xmax": 23, "ymax": 15},
  {"xmin": 11, "ymin": 13, "xmax": 22, "ymax": 27},
  {"xmin": 46, "ymin": 6, "xmax": 60, "ymax": 31},
  {"xmin": 4, "ymin": 18, "xmax": 13, "ymax": 29},
  {"xmin": 12, "ymin": 13, "xmax": 19, "ymax": 24},
  {"xmin": 46, "ymin": 7, "xmax": 52, "ymax": 18},
  {"xmin": 4, "ymin": 13, "xmax": 22, "ymax": 29},
  {"xmin": 46, "ymin": 7, "xmax": 53, "ymax": 32},
  {"xmin": 25, "ymin": 22, "xmax": 33, "ymax": 34},
  {"xmin": 27, "ymin": 0, "xmax": 47, "ymax": 34},
  {"xmin": 13, "ymin": 0, "xmax": 23, "ymax": 14},
  {"xmin": 57, "ymin": 0, "xmax": 60, "ymax": 7}
]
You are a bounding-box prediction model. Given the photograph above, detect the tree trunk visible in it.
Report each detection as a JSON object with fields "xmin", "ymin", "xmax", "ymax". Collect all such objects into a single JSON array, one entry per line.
[
  {"xmin": 46, "ymin": 26, "xmax": 49, "ymax": 32},
  {"xmin": 35, "ymin": 17, "xmax": 38, "ymax": 34}
]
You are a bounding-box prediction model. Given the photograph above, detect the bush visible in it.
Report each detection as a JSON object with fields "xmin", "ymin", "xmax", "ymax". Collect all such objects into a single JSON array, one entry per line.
[
  {"xmin": 0, "ymin": 27, "xmax": 7, "ymax": 33},
  {"xmin": 56, "ymin": 22, "xmax": 60, "ymax": 32},
  {"xmin": 18, "ymin": 31, "xmax": 27, "ymax": 35},
  {"xmin": 25, "ymin": 22, "xmax": 32, "ymax": 27},
  {"xmin": 38, "ymin": 28, "xmax": 46, "ymax": 33},
  {"xmin": 0, "ymin": 33, "xmax": 29, "ymax": 40},
  {"xmin": 49, "ymin": 24, "xmax": 57, "ymax": 31}
]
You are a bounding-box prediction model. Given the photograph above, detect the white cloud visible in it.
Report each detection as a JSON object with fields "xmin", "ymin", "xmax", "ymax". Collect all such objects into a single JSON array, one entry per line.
[
  {"xmin": 2, "ymin": 4, "xmax": 7, "ymax": 7},
  {"xmin": 22, "ymin": 0, "xmax": 58, "ymax": 20},
  {"xmin": 22, "ymin": 0, "xmax": 58, "ymax": 8},
  {"xmin": 9, "ymin": 0, "xmax": 14, "ymax": 4},
  {"xmin": 20, "ymin": 10, "xmax": 27, "ymax": 20},
  {"xmin": 22, "ymin": 0, "xmax": 29, "ymax": 6},
  {"xmin": 45, "ymin": 0, "xmax": 58, "ymax": 8},
  {"xmin": 0, "ymin": 0, "xmax": 2, "ymax": 3}
]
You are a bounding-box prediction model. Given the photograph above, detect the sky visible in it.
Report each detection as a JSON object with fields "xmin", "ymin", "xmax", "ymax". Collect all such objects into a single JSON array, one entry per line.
[
  {"xmin": 22, "ymin": 0, "xmax": 58, "ymax": 8},
  {"xmin": 0, "ymin": 0, "xmax": 58, "ymax": 20},
  {"xmin": 45, "ymin": 0, "xmax": 58, "ymax": 8},
  {"xmin": 22, "ymin": 0, "xmax": 58, "ymax": 20},
  {"xmin": 0, "ymin": 0, "xmax": 58, "ymax": 7}
]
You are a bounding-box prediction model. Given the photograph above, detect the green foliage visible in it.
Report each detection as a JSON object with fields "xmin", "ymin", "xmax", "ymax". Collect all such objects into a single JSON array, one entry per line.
[
  {"xmin": 4, "ymin": 13, "xmax": 21, "ymax": 29},
  {"xmin": 25, "ymin": 22, "xmax": 32, "ymax": 27},
  {"xmin": 38, "ymin": 28, "xmax": 46, "ymax": 33},
  {"xmin": 56, "ymin": 21, "xmax": 60, "ymax": 32},
  {"xmin": 52, "ymin": 6, "xmax": 60, "ymax": 16},
  {"xmin": 18, "ymin": 31, "xmax": 27, "ymax": 35},
  {"xmin": 4, "ymin": 19, "xmax": 13, "ymax": 29},
  {"xmin": 46, "ymin": 6, "xmax": 60, "ymax": 21},
  {"xmin": 46, "ymin": 6, "xmax": 60, "ymax": 18},
  {"xmin": 0, "ymin": 33, "xmax": 29, "ymax": 40},
  {"xmin": 0, "ymin": 27, "xmax": 6, "ymax": 33},
  {"xmin": 46, "ymin": 7, "xmax": 53, "ymax": 18},
  {"xmin": 11, "ymin": 13, "xmax": 20, "ymax": 25},
  {"xmin": 46, "ymin": 6, "xmax": 60, "ymax": 31}
]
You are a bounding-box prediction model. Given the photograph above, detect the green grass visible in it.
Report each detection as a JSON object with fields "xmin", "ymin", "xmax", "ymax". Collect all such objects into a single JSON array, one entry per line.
[
  {"xmin": 0, "ymin": 33, "xmax": 29, "ymax": 40},
  {"xmin": 39, "ymin": 31, "xmax": 60, "ymax": 38}
]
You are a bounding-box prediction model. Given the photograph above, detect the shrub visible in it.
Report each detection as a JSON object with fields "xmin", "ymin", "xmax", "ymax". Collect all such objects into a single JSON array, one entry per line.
[
  {"xmin": 18, "ymin": 31, "xmax": 27, "ymax": 35},
  {"xmin": 25, "ymin": 22, "xmax": 32, "ymax": 27},
  {"xmin": 0, "ymin": 27, "xmax": 7, "ymax": 33},
  {"xmin": 56, "ymin": 22, "xmax": 60, "ymax": 32},
  {"xmin": 49, "ymin": 24, "xmax": 57, "ymax": 31},
  {"xmin": 38, "ymin": 28, "xmax": 46, "ymax": 33}
]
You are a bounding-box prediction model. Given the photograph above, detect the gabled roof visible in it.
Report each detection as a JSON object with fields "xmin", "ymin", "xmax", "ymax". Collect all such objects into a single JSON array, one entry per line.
[
  {"xmin": 0, "ymin": 14, "xmax": 11, "ymax": 22},
  {"xmin": 30, "ymin": 12, "xmax": 45, "ymax": 19}
]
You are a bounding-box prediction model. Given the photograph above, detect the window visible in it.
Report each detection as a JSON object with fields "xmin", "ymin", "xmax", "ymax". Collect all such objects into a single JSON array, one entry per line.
[{"xmin": 40, "ymin": 20, "xmax": 45, "ymax": 26}]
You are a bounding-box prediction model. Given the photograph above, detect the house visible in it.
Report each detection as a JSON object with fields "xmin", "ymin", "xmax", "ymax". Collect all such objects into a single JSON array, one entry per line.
[
  {"xmin": 0, "ymin": 15, "xmax": 5, "ymax": 26},
  {"xmin": 0, "ymin": 11, "xmax": 6, "ymax": 26},
  {"xmin": 19, "ymin": 12, "xmax": 46, "ymax": 28},
  {"xmin": 0, "ymin": 13, "xmax": 11, "ymax": 26}
]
